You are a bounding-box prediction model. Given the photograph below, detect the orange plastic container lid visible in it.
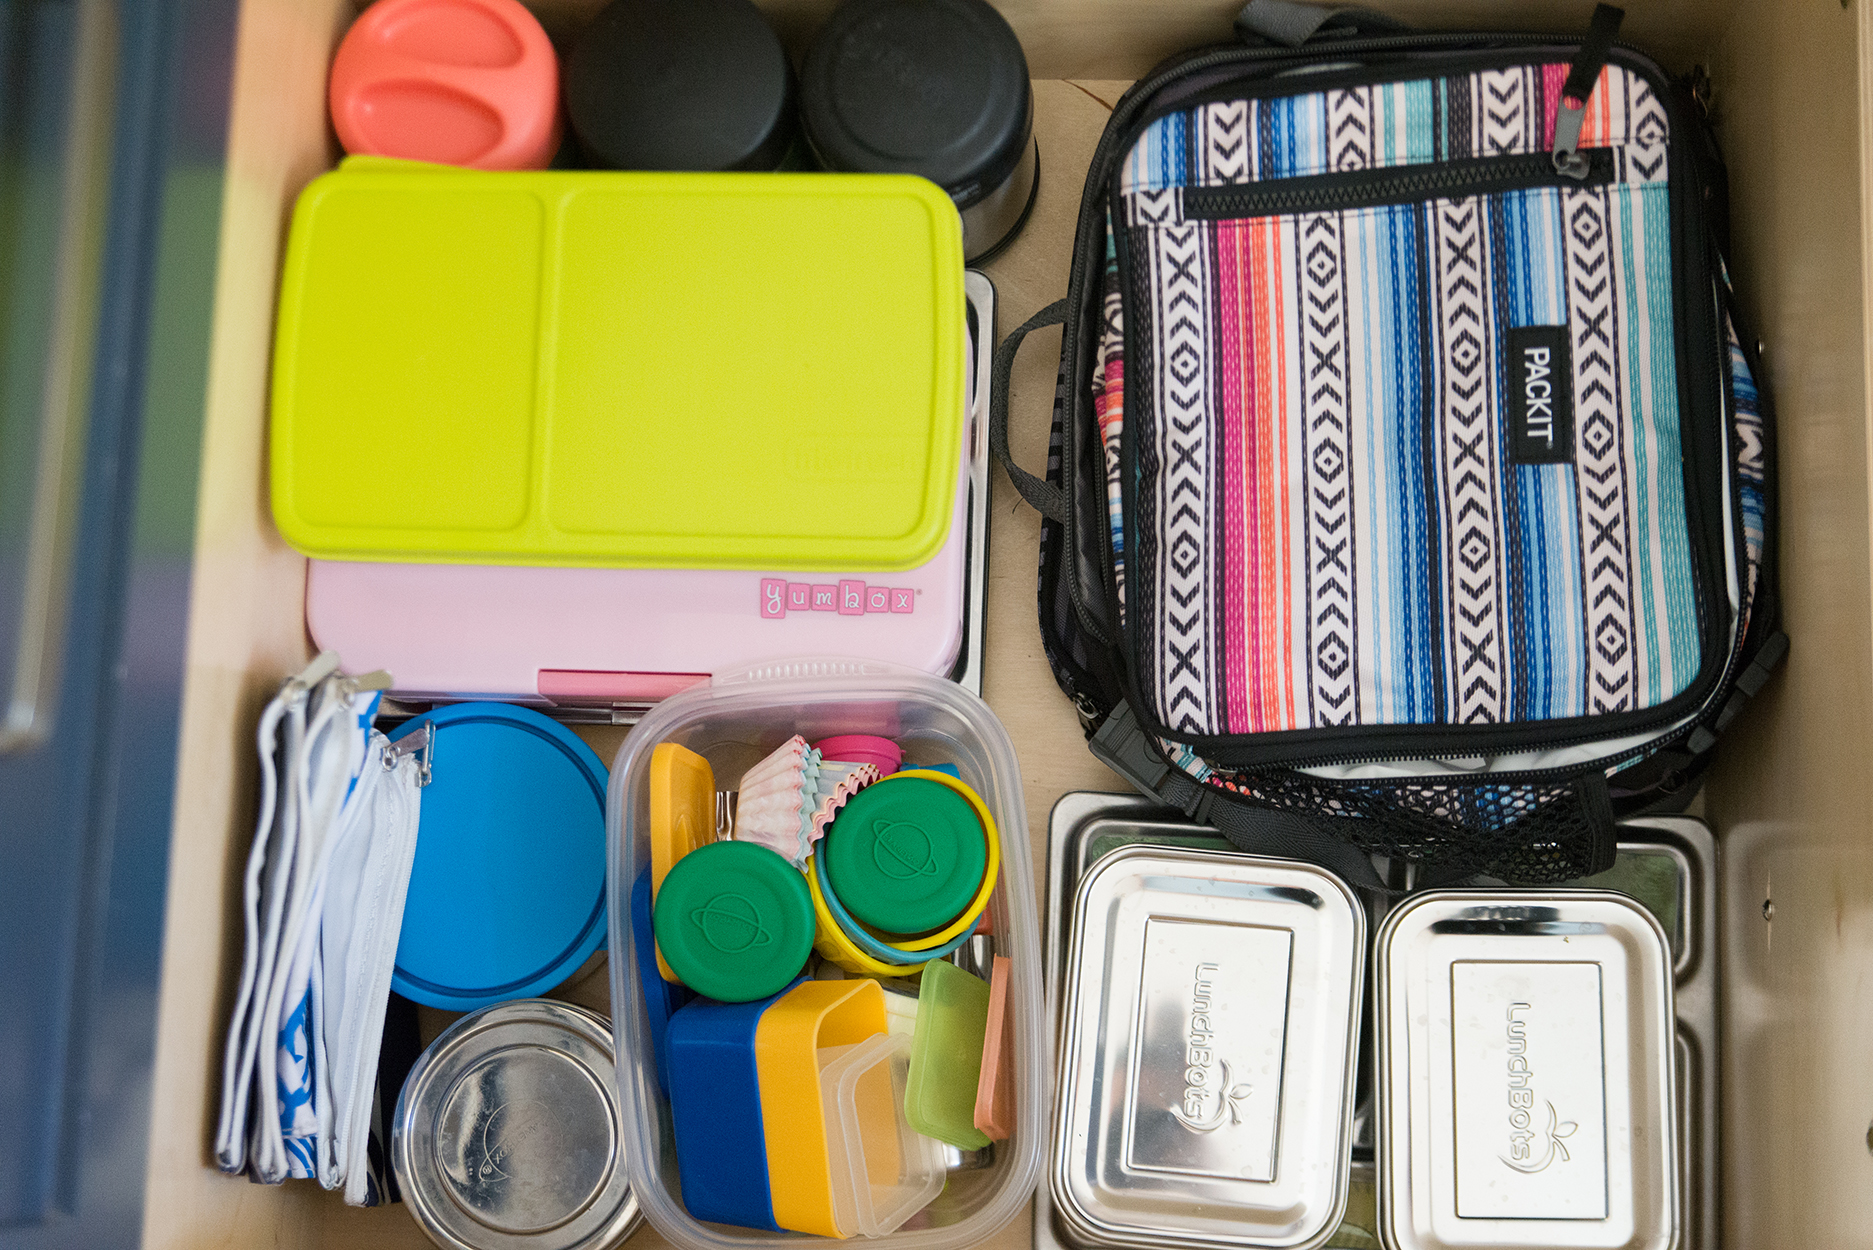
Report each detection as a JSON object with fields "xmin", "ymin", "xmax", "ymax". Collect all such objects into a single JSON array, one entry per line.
[
  {"xmin": 328, "ymin": 0, "xmax": 561, "ymax": 170},
  {"xmin": 973, "ymin": 953, "xmax": 1015, "ymax": 1141}
]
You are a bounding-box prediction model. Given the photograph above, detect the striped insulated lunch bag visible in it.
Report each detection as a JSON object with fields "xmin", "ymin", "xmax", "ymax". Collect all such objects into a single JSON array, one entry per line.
[{"xmin": 990, "ymin": 2, "xmax": 1786, "ymax": 887}]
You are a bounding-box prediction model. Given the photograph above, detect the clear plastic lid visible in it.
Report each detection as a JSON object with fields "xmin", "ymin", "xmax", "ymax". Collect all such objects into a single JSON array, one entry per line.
[{"xmin": 820, "ymin": 1034, "xmax": 946, "ymax": 1237}]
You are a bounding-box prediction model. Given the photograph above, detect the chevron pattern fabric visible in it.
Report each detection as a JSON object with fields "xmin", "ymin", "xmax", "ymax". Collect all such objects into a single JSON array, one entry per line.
[{"xmin": 1106, "ymin": 62, "xmax": 1712, "ymax": 738}]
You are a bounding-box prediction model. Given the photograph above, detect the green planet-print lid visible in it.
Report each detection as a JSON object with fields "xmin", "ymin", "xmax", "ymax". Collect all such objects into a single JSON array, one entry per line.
[
  {"xmin": 652, "ymin": 840, "xmax": 814, "ymax": 1002},
  {"xmin": 824, "ymin": 777, "xmax": 987, "ymax": 935}
]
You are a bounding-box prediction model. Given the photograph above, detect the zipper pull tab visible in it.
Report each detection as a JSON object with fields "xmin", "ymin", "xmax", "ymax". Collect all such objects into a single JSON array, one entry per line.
[
  {"xmin": 336, "ymin": 668, "xmax": 394, "ymax": 699},
  {"xmin": 384, "ymin": 721, "xmax": 434, "ymax": 787},
  {"xmin": 1553, "ymin": 4, "xmax": 1625, "ymax": 179},
  {"xmin": 283, "ymin": 650, "xmax": 342, "ymax": 694}
]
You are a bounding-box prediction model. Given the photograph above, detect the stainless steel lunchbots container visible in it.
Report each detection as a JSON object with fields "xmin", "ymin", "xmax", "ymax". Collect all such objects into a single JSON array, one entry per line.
[
  {"xmin": 1376, "ymin": 891, "xmax": 1677, "ymax": 1250},
  {"xmin": 1052, "ymin": 845, "xmax": 1366, "ymax": 1250},
  {"xmin": 393, "ymin": 999, "xmax": 642, "ymax": 1250}
]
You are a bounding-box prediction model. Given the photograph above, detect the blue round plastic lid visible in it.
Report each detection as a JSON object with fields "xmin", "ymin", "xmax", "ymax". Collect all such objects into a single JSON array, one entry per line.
[{"xmin": 390, "ymin": 703, "xmax": 608, "ymax": 1010}]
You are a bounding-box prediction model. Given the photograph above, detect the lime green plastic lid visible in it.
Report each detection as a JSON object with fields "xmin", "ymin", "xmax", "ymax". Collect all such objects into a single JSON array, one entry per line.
[
  {"xmin": 270, "ymin": 164, "xmax": 964, "ymax": 571},
  {"xmin": 652, "ymin": 840, "xmax": 814, "ymax": 1002},
  {"xmin": 824, "ymin": 777, "xmax": 985, "ymax": 934},
  {"xmin": 904, "ymin": 959, "xmax": 992, "ymax": 1150}
]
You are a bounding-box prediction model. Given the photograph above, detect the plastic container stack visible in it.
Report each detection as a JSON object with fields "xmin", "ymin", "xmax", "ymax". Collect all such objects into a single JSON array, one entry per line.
[{"xmin": 607, "ymin": 664, "xmax": 1045, "ymax": 1246}]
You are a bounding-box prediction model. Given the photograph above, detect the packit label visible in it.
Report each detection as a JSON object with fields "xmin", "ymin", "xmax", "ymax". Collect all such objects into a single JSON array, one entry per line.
[{"xmin": 1507, "ymin": 326, "xmax": 1574, "ymax": 464}]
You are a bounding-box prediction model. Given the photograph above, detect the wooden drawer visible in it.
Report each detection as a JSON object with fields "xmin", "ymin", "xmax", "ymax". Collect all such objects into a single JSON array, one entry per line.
[{"xmin": 143, "ymin": 2, "xmax": 1872, "ymax": 1248}]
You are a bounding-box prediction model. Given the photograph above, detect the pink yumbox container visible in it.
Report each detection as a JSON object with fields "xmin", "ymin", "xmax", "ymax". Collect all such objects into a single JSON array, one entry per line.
[{"xmin": 304, "ymin": 274, "xmax": 994, "ymax": 708}]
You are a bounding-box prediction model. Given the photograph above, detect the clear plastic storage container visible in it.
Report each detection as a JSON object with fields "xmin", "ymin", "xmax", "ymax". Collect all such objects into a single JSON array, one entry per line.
[
  {"xmin": 607, "ymin": 660, "xmax": 1046, "ymax": 1250},
  {"xmin": 820, "ymin": 1033, "xmax": 947, "ymax": 1238}
]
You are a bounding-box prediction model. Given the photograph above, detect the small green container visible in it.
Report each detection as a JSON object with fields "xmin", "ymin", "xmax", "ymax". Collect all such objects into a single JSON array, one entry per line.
[{"xmin": 905, "ymin": 959, "xmax": 992, "ymax": 1150}]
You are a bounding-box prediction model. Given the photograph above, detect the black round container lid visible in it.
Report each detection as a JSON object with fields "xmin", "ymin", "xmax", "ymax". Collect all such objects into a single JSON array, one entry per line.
[
  {"xmin": 801, "ymin": 0, "xmax": 1033, "ymax": 207},
  {"xmin": 565, "ymin": 0, "xmax": 797, "ymax": 172}
]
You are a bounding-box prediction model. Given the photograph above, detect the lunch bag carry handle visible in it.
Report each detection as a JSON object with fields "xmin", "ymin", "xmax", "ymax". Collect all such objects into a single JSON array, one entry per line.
[
  {"xmin": 1232, "ymin": 0, "xmax": 1410, "ymax": 47},
  {"xmin": 989, "ymin": 299, "xmax": 1069, "ymax": 524}
]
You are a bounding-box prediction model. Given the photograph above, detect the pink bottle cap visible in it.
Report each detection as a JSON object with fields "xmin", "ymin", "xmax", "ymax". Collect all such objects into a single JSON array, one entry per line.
[
  {"xmin": 328, "ymin": 0, "xmax": 561, "ymax": 170},
  {"xmin": 812, "ymin": 734, "xmax": 903, "ymax": 777}
]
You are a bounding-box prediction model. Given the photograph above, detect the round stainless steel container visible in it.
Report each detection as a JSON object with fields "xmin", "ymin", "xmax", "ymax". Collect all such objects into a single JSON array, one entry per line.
[
  {"xmin": 800, "ymin": 0, "xmax": 1038, "ymax": 264},
  {"xmin": 393, "ymin": 999, "xmax": 641, "ymax": 1250},
  {"xmin": 564, "ymin": 0, "xmax": 800, "ymax": 172}
]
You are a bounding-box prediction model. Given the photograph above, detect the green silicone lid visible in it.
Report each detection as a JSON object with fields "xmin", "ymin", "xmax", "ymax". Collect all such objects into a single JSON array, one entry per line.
[
  {"xmin": 823, "ymin": 777, "xmax": 985, "ymax": 934},
  {"xmin": 905, "ymin": 959, "xmax": 992, "ymax": 1150},
  {"xmin": 652, "ymin": 840, "xmax": 814, "ymax": 1002}
]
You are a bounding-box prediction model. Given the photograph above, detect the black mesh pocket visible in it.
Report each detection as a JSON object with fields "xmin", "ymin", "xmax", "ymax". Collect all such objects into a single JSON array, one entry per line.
[{"xmin": 1195, "ymin": 766, "xmax": 1618, "ymax": 883}]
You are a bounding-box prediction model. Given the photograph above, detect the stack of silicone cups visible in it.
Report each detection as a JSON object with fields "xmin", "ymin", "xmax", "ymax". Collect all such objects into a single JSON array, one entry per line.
[{"xmin": 808, "ymin": 769, "xmax": 1000, "ymax": 975}]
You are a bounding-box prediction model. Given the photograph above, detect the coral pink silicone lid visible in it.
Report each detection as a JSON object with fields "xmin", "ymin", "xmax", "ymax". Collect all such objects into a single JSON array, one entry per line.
[
  {"xmin": 328, "ymin": 0, "xmax": 560, "ymax": 169},
  {"xmin": 974, "ymin": 954, "xmax": 1015, "ymax": 1140}
]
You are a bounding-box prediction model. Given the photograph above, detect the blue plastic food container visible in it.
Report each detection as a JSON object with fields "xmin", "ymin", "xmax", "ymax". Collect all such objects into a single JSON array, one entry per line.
[
  {"xmin": 390, "ymin": 702, "xmax": 609, "ymax": 1010},
  {"xmin": 633, "ymin": 866, "xmax": 694, "ymax": 1094},
  {"xmin": 664, "ymin": 981, "xmax": 807, "ymax": 1231}
]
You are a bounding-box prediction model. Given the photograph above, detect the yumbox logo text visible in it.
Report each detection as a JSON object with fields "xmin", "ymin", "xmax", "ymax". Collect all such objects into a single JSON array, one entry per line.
[{"xmin": 761, "ymin": 579, "xmax": 917, "ymax": 618}]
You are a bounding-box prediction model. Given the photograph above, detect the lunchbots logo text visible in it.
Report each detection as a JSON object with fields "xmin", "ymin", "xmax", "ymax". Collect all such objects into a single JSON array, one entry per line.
[
  {"xmin": 1500, "ymin": 1001, "xmax": 1579, "ymax": 1173},
  {"xmin": 1171, "ymin": 963, "xmax": 1252, "ymax": 1133}
]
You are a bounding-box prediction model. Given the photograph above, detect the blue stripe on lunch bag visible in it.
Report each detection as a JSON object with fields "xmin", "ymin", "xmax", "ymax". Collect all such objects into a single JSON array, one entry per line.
[
  {"xmin": 1495, "ymin": 188, "xmax": 1588, "ymax": 721},
  {"xmin": 1354, "ymin": 207, "xmax": 1414, "ymax": 724},
  {"xmin": 1364, "ymin": 203, "xmax": 1441, "ymax": 724},
  {"xmin": 1296, "ymin": 90, "xmax": 1323, "ymax": 176},
  {"xmin": 1526, "ymin": 190, "xmax": 1586, "ymax": 719},
  {"xmin": 1277, "ymin": 92, "xmax": 1300, "ymax": 178},
  {"xmin": 1127, "ymin": 113, "xmax": 1193, "ymax": 192},
  {"xmin": 1252, "ymin": 92, "xmax": 1302, "ymax": 179},
  {"xmin": 1401, "ymin": 204, "xmax": 1445, "ymax": 722},
  {"xmin": 1351, "ymin": 207, "xmax": 1390, "ymax": 721},
  {"xmin": 1491, "ymin": 190, "xmax": 1532, "ymax": 717},
  {"xmin": 1401, "ymin": 79, "xmax": 1435, "ymax": 167},
  {"xmin": 1618, "ymin": 181, "xmax": 1698, "ymax": 704},
  {"xmin": 1164, "ymin": 110, "xmax": 1189, "ymax": 189}
]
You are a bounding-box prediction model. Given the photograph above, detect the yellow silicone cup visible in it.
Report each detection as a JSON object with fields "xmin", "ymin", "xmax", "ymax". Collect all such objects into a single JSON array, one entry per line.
[
  {"xmin": 870, "ymin": 769, "xmax": 1000, "ymax": 952},
  {"xmin": 753, "ymin": 979, "xmax": 888, "ymax": 1237},
  {"xmin": 808, "ymin": 863, "xmax": 921, "ymax": 978}
]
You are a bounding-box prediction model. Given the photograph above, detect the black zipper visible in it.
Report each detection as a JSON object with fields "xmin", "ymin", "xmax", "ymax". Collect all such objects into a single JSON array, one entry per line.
[
  {"xmin": 1206, "ymin": 739, "xmax": 1663, "ymax": 792},
  {"xmin": 1198, "ymin": 712, "xmax": 1689, "ymax": 775},
  {"xmin": 1182, "ymin": 149, "xmax": 1614, "ymax": 220},
  {"xmin": 1552, "ymin": 5, "xmax": 1626, "ymax": 178}
]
